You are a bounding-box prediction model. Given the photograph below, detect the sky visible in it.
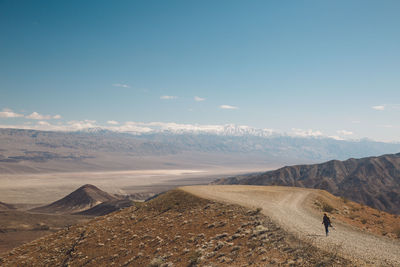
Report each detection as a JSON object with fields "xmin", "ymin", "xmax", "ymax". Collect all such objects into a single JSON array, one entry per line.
[{"xmin": 1, "ymin": 0, "xmax": 399, "ymax": 142}]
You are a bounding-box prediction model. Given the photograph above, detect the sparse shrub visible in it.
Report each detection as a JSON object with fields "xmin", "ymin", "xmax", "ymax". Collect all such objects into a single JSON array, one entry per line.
[
  {"xmin": 34, "ymin": 224, "xmax": 50, "ymax": 231},
  {"xmin": 247, "ymin": 207, "xmax": 262, "ymax": 216},
  {"xmin": 393, "ymin": 228, "xmax": 400, "ymax": 239},
  {"xmin": 322, "ymin": 202, "xmax": 334, "ymax": 213},
  {"xmin": 361, "ymin": 219, "xmax": 367, "ymax": 224},
  {"xmin": 147, "ymin": 256, "xmax": 164, "ymax": 267},
  {"xmin": 253, "ymin": 225, "xmax": 268, "ymax": 236},
  {"xmin": 247, "ymin": 240, "xmax": 259, "ymax": 250},
  {"xmin": 340, "ymin": 196, "xmax": 349, "ymax": 203},
  {"xmin": 349, "ymin": 214, "xmax": 358, "ymax": 220},
  {"xmin": 187, "ymin": 250, "xmax": 202, "ymax": 266}
]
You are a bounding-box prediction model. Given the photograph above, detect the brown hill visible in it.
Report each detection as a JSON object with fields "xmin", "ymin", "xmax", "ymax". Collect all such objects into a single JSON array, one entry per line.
[
  {"xmin": 75, "ymin": 199, "xmax": 135, "ymax": 216},
  {"xmin": 30, "ymin": 184, "xmax": 117, "ymax": 214},
  {"xmin": 214, "ymin": 153, "xmax": 400, "ymax": 214},
  {"xmin": 0, "ymin": 189, "xmax": 352, "ymax": 266},
  {"xmin": 0, "ymin": 201, "xmax": 15, "ymax": 211},
  {"xmin": 0, "ymin": 210, "xmax": 90, "ymax": 254}
]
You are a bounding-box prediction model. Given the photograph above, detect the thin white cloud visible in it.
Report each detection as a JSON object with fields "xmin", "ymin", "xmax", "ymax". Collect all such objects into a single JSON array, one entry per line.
[
  {"xmin": 351, "ymin": 120, "xmax": 361, "ymax": 124},
  {"xmin": 113, "ymin": 83, "xmax": 130, "ymax": 88},
  {"xmin": 26, "ymin": 112, "xmax": 62, "ymax": 120},
  {"xmin": 194, "ymin": 96, "xmax": 205, "ymax": 102},
  {"xmin": 328, "ymin": 135, "xmax": 345, "ymax": 141},
  {"xmin": 66, "ymin": 120, "xmax": 97, "ymax": 130},
  {"xmin": 291, "ymin": 128, "xmax": 323, "ymax": 137},
  {"xmin": 26, "ymin": 112, "xmax": 52, "ymax": 120},
  {"xmin": 372, "ymin": 105, "xmax": 385, "ymax": 111},
  {"xmin": 0, "ymin": 120, "xmax": 365, "ymax": 141},
  {"xmin": 379, "ymin": 124, "xmax": 395, "ymax": 128},
  {"xmin": 107, "ymin": 120, "xmax": 119, "ymax": 125},
  {"xmin": 0, "ymin": 119, "xmax": 99, "ymax": 132},
  {"xmin": 337, "ymin": 130, "xmax": 353, "ymax": 136},
  {"xmin": 0, "ymin": 108, "xmax": 24, "ymax": 118},
  {"xmin": 220, "ymin": 105, "xmax": 238, "ymax": 110},
  {"xmin": 38, "ymin": 121, "xmax": 51, "ymax": 126},
  {"xmin": 109, "ymin": 122, "xmax": 275, "ymax": 136},
  {"xmin": 160, "ymin": 95, "xmax": 177, "ymax": 100},
  {"xmin": 112, "ymin": 121, "xmax": 153, "ymax": 134}
]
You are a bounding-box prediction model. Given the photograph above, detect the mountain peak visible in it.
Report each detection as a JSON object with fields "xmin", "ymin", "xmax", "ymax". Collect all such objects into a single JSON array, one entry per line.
[
  {"xmin": 80, "ymin": 184, "xmax": 101, "ymax": 190},
  {"xmin": 30, "ymin": 184, "xmax": 117, "ymax": 214}
]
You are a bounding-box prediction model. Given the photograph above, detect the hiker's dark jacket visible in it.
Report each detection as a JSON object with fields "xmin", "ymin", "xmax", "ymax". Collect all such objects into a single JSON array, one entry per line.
[{"xmin": 323, "ymin": 215, "xmax": 331, "ymax": 226}]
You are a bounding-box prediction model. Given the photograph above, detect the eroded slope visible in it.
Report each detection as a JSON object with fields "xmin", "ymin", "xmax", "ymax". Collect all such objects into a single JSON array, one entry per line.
[{"xmin": 214, "ymin": 153, "xmax": 400, "ymax": 214}]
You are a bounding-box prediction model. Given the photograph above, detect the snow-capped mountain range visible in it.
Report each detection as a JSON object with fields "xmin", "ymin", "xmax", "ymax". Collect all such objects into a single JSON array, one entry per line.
[
  {"xmin": 80, "ymin": 124, "xmax": 277, "ymax": 137},
  {"xmin": 1, "ymin": 127, "xmax": 400, "ymax": 174},
  {"xmin": 0, "ymin": 120, "xmax": 379, "ymax": 142}
]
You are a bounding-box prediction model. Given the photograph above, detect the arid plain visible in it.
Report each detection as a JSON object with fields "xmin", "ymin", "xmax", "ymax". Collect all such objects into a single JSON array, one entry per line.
[{"xmin": 0, "ymin": 167, "xmax": 268, "ymax": 205}]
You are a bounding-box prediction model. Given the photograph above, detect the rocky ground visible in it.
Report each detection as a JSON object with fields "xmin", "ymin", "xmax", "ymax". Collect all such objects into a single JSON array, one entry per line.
[
  {"xmin": 0, "ymin": 189, "xmax": 350, "ymax": 266},
  {"xmin": 312, "ymin": 191, "xmax": 400, "ymax": 239},
  {"xmin": 183, "ymin": 185, "xmax": 400, "ymax": 266}
]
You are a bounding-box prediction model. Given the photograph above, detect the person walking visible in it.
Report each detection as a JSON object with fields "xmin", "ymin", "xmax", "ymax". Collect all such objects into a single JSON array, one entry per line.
[{"xmin": 322, "ymin": 213, "xmax": 332, "ymax": 236}]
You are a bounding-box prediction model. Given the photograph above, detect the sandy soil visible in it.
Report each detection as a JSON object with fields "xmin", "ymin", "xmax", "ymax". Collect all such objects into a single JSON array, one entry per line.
[{"xmin": 182, "ymin": 185, "xmax": 400, "ymax": 266}]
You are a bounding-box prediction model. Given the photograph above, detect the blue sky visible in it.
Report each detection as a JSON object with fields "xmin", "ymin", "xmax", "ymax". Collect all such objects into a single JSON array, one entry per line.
[{"xmin": 1, "ymin": 0, "xmax": 399, "ymax": 142}]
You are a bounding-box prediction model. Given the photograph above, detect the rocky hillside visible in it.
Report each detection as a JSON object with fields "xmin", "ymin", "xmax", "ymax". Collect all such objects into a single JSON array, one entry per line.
[
  {"xmin": 30, "ymin": 184, "xmax": 118, "ymax": 214},
  {"xmin": 0, "ymin": 190, "xmax": 351, "ymax": 266},
  {"xmin": 312, "ymin": 189, "xmax": 400, "ymax": 240},
  {"xmin": 214, "ymin": 153, "xmax": 400, "ymax": 214}
]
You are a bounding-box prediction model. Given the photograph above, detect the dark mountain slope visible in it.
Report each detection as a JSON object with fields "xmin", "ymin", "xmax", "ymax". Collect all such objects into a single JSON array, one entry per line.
[
  {"xmin": 0, "ymin": 201, "xmax": 16, "ymax": 211},
  {"xmin": 214, "ymin": 153, "xmax": 400, "ymax": 214},
  {"xmin": 75, "ymin": 199, "xmax": 135, "ymax": 216},
  {"xmin": 30, "ymin": 184, "xmax": 117, "ymax": 214}
]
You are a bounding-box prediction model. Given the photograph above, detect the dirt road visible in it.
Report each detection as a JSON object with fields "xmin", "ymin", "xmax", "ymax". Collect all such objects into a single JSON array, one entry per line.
[{"xmin": 182, "ymin": 185, "xmax": 400, "ymax": 266}]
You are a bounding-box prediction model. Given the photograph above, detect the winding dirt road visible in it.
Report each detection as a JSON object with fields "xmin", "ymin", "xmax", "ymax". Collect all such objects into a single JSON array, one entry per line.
[{"xmin": 182, "ymin": 185, "xmax": 400, "ymax": 266}]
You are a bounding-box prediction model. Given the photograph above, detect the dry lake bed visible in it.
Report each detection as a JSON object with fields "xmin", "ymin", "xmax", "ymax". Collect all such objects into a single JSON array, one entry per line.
[{"xmin": 0, "ymin": 167, "xmax": 267, "ymax": 205}]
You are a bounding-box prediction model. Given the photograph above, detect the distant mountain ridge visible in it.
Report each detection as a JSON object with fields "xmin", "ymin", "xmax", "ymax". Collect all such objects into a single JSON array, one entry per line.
[
  {"xmin": 1, "ymin": 128, "xmax": 400, "ymax": 173},
  {"xmin": 30, "ymin": 184, "xmax": 118, "ymax": 214},
  {"xmin": 214, "ymin": 153, "xmax": 400, "ymax": 214}
]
